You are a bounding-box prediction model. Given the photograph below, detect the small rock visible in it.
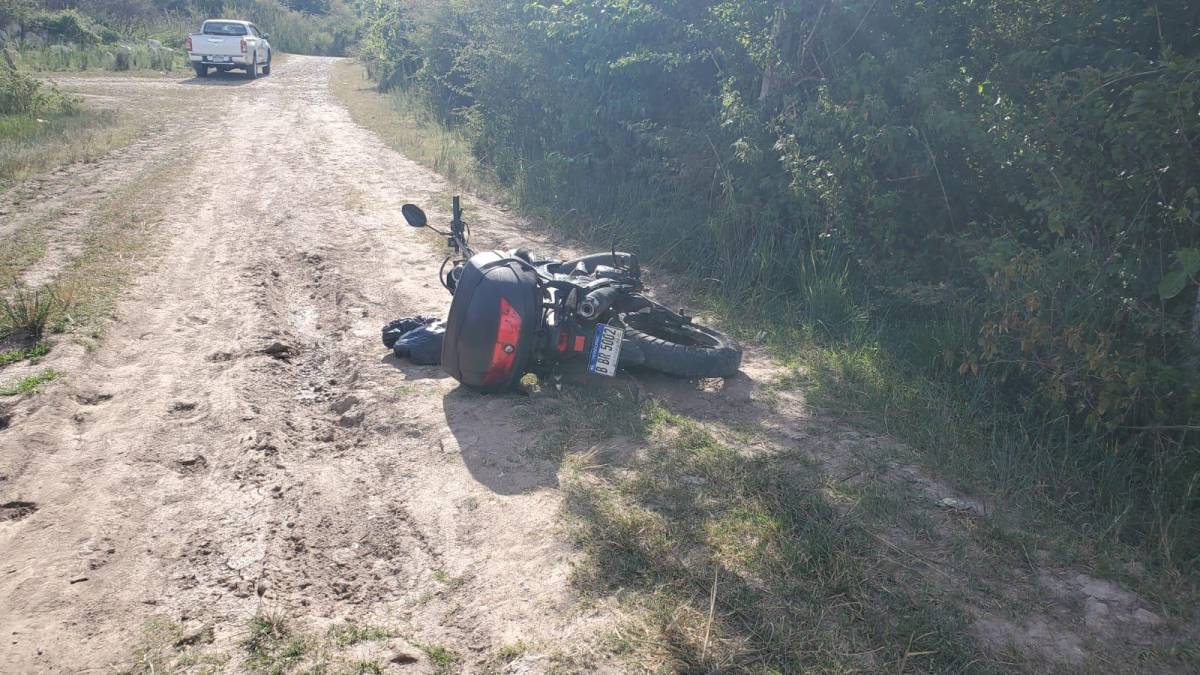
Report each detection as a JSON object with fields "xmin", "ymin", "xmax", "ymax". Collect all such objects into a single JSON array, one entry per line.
[
  {"xmin": 390, "ymin": 651, "xmax": 419, "ymax": 664},
  {"xmin": 337, "ymin": 411, "xmax": 365, "ymax": 428},
  {"xmin": 68, "ymin": 576, "xmax": 88, "ymax": 584},
  {"xmin": 1133, "ymin": 608, "xmax": 1163, "ymax": 626},
  {"xmin": 938, "ymin": 497, "xmax": 971, "ymax": 511},
  {"xmin": 174, "ymin": 625, "xmax": 214, "ymax": 647},
  {"xmin": 330, "ymin": 395, "xmax": 360, "ymax": 415},
  {"xmin": 262, "ymin": 341, "xmax": 291, "ymax": 358}
]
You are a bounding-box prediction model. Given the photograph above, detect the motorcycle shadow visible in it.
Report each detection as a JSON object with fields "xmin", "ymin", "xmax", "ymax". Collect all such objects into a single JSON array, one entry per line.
[
  {"xmin": 378, "ymin": 353, "xmax": 451, "ymax": 380},
  {"xmin": 439, "ymin": 362, "xmax": 763, "ymax": 497},
  {"xmin": 441, "ymin": 382, "xmax": 563, "ymax": 496}
]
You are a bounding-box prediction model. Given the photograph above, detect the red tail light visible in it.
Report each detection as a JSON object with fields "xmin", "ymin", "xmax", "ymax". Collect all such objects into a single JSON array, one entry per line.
[
  {"xmin": 482, "ymin": 298, "xmax": 522, "ymax": 385},
  {"xmin": 185, "ymin": 36, "xmax": 192, "ymax": 51},
  {"xmin": 240, "ymin": 38, "xmax": 247, "ymax": 53}
]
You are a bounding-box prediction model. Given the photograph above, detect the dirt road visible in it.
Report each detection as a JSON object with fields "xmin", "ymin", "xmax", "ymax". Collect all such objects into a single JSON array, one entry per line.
[
  {"xmin": 0, "ymin": 56, "xmax": 1192, "ymax": 673},
  {"xmin": 2, "ymin": 56, "xmax": 622, "ymax": 672}
]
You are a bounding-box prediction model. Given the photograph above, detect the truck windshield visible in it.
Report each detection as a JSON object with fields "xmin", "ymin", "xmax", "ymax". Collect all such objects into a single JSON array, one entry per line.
[{"xmin": 202, "ymin": 22, "xmax": 247, "ymax": 36}]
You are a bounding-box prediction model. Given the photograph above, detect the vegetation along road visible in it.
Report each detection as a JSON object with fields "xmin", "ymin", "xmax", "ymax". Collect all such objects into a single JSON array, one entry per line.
[{"xmin": 0, "ymin": 56, "xmax": 1196, "ymax": 673}]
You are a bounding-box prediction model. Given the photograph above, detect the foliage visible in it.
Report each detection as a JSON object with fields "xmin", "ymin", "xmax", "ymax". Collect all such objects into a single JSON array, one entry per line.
[
  {"xmin": 357, "ymin": 0, "xmax": 1200, "ymax": 565},
  {"xmin": 8, "ymin": 1, "xmax": 357, "ymax": 56},
  {"xmin": 0, "ymin": 54, "xmax": 73, "ymax": 113},
  {"xmin": 27, "ymin": 9, "xmax": 99, "ymax": 44}
]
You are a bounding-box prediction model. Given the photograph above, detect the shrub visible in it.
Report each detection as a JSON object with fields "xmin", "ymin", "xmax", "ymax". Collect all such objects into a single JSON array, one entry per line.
[{"xmin": 28, "ymin": 10, "xmax": 100, "ymax": 45}]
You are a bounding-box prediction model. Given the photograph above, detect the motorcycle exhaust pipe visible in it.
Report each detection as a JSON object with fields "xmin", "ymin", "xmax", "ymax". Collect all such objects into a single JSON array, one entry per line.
[{"xmin": 577, "ymin": 286, "xmax": 619, "ymax": 320}]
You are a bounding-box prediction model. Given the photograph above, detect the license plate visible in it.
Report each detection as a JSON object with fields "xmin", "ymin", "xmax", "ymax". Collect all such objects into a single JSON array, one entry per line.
[
  {"xmin": 588, "ymin": 324, "xmax": 623, "ymax": 377},
  {"xmin": 210, "ymin": 56, "xmax": 228, "ymax": 62}
]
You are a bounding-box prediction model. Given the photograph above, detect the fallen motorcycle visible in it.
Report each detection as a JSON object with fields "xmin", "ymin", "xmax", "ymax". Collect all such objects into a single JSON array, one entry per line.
[{"xmin": 399, "ymin": 196, "xmax": 742, "ymax": 392}]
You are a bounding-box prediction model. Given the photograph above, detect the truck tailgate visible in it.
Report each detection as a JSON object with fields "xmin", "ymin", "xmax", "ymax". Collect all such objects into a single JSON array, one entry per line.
[{"xmin": 193, "ymin": 35, "xmax": 242, "ymax": 56}]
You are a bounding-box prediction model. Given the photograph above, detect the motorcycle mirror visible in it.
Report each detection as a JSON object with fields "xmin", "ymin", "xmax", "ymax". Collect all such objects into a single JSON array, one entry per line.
[{"xmin": 401, "ymin": 204, "xmax": 427, "ymax": 228}]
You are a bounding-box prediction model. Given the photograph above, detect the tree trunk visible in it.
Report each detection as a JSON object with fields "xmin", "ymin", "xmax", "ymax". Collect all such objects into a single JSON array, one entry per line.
[
  {"xmin": 758, "ymin": 4, "xmax": 784, "ymax": 104},
  {"xmin": 1193, "ymin": 283, "xmax": 1200, "ymax": 346}
]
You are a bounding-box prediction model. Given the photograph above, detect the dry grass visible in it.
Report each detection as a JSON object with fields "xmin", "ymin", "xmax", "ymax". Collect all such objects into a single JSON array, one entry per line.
[
  {"xmin": 329, "ymin": 60, "xmax": 492, "ymax": 197},
  {"xmin": 0, "ymin": 109, "xmax": 136, "ymax": 189}
]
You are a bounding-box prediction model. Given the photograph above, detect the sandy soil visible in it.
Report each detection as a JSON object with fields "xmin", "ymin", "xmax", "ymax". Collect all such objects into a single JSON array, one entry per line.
[{"xmin": 0, "ymin": 56, "xmax": 1192, "ymax": 673}]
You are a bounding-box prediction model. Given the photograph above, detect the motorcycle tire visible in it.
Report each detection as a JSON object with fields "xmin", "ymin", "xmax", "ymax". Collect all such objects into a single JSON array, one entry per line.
[{"xmin": 621, "ymin": 313, "xmax": 742, "ymax": 378}]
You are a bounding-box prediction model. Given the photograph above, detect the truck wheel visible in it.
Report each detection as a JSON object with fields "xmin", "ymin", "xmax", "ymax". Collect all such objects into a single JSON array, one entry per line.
[
  {"xmin": 262, "ymin": 52, "xmax": 271, "ymax": 76},
  {"xmin": 193, "ymin": 64, "xmax": 208, "ymax": 78},
  {"xmin": 245, "ymin": 53, "xmax": 258, "ymax": 79}
]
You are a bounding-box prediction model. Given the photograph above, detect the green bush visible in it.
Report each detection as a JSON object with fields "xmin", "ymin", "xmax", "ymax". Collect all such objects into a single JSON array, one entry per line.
[
  {"xmin": 0, "ymin": 57, "xmax": 71, "ymax": 114},
  {"xmin": 28, "ymin": 10, "xmax": 99, "ymax": 45}
]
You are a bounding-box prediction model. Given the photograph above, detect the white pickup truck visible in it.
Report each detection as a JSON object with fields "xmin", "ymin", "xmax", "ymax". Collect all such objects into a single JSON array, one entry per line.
[{"xmin": 185, "ymin": 20, "xmax": 272, "ymax": 79}]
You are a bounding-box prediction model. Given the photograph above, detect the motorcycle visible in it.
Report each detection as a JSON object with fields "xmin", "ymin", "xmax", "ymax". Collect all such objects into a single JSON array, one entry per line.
[{"xmin": 400, "ymin": 196, "xmax": 742, "ymax": 392}]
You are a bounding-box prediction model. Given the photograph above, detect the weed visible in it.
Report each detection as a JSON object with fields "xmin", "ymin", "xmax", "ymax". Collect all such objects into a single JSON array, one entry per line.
[
  {"xmin": 326, "ymin": 622, "xmax": 392, "ymax": 647},
  {"xmin": 417, "ymin": 643, "xmax": 458, "ymax": 671},
  {"xmin": 0, "ymin": 342, "xmax": 49, "ymax": 366},
  {"xmin": 349, "ymin": 660, "xmax": 383, "ymax": 675},
  {"xmin": 0, "ymin": 285, "xmax": 73, "ymax": 341},
  {"xmin": 496, "ymin": 641, "xmax": 527, "ymax": 663},
  {"xmin": 242, "ymin": 609, "xmax": 311, "ymax": 673},
  {"xmin": 0, "ymin": 369, "xmax": 61, "ymax": 396}
]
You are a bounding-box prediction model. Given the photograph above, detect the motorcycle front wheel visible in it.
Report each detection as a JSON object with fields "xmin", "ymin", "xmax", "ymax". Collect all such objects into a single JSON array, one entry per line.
[{"xmin": 621, "ymin": 312, "xmax": 742, "ymax": 378}]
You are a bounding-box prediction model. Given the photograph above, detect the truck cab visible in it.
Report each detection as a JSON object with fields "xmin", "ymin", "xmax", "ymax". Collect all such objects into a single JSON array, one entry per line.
[{"xmin": 185, "ymin": 20, "xmax": 272, "ymax": 79}]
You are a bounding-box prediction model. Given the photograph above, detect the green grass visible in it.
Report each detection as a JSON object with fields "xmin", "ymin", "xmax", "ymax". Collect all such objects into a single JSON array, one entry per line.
[
  {"xmin": 348, "ymin": 660, "xmax": 383, "ymax": 675},
  {"xmin": 325, "ymin": 621, "xmax": 392, "ymax": 647},
  {"xmin": 0, "ymin": 369, "xmax": 61, "ymax": 396},
  {"xmin": 0, "ymin": 342, "xmax": 49, "ymax": 366},
  {"xmin": 417, "ymin": 643, "xmax": 458, "ymax": 671},
  {"xmin": 0, "ymin": 285, "xmax": 73, "ymax": 342},
  {"xmin": 558, "ymin": 398, "xmax": 999, "ymax": 672},
  {"xmin": 243, "ymin": 610, "xmax": 311, "ymax": 674}
]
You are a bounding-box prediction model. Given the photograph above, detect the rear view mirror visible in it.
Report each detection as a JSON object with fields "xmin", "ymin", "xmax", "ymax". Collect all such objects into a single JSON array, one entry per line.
[
  {"xmin": 401, "ymin": 204, "xmax": 427, "ymax": 228},
  {"xmin": 263, "ymin": 33, "xmax": 270, "ymax": 40}
]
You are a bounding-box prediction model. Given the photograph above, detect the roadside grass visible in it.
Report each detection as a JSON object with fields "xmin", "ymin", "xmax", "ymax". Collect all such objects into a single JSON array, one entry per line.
[
  {"xmin": 0, "ymin": 108, "xmax": 132, "ymax": 188},
  {"xmin": 330, "ymin": 60, "xmax": 491, "ymax": 197},
  {"xmin": 12, "ymin": 45, "xmax": 189, "ymax": 73},
  {"xmin": 759, "ymin": 324, "xmax": 1200, "ymax": 612},
  {"xmin": 331, "ymin": 61, "xmax": 1200, "ymax": 594},
  {"xmin": 0, "ymin": 369, "xmax": 61, "ymax": 396},
  {"xmin": 52, "ymin": 152, "xmax": 187, "ymax": 341},
  {"xmin": 553, "ymin": 393, "xmax": 992, "ymax": 672}
]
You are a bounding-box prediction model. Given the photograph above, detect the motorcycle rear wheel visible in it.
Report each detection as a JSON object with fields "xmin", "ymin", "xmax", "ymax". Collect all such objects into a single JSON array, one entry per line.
[{"xmin": 621, "ymin": 313, "xmax": 741, "ymax": 378}]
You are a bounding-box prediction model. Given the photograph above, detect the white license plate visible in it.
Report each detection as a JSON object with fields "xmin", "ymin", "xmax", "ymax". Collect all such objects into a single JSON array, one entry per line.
[
  {"xmin": 210, "ymin": 56, "xmax": 228, "ymax": 62},
  {"xmin": 588, "ymin": 324, "xmax": 623, "ymax": 377}
]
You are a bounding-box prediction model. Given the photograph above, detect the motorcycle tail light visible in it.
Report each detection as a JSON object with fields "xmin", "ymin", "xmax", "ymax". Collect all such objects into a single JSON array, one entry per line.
[{"xmin": 482, "ymin": 297, "xmax": 521, "ymax": 385}]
